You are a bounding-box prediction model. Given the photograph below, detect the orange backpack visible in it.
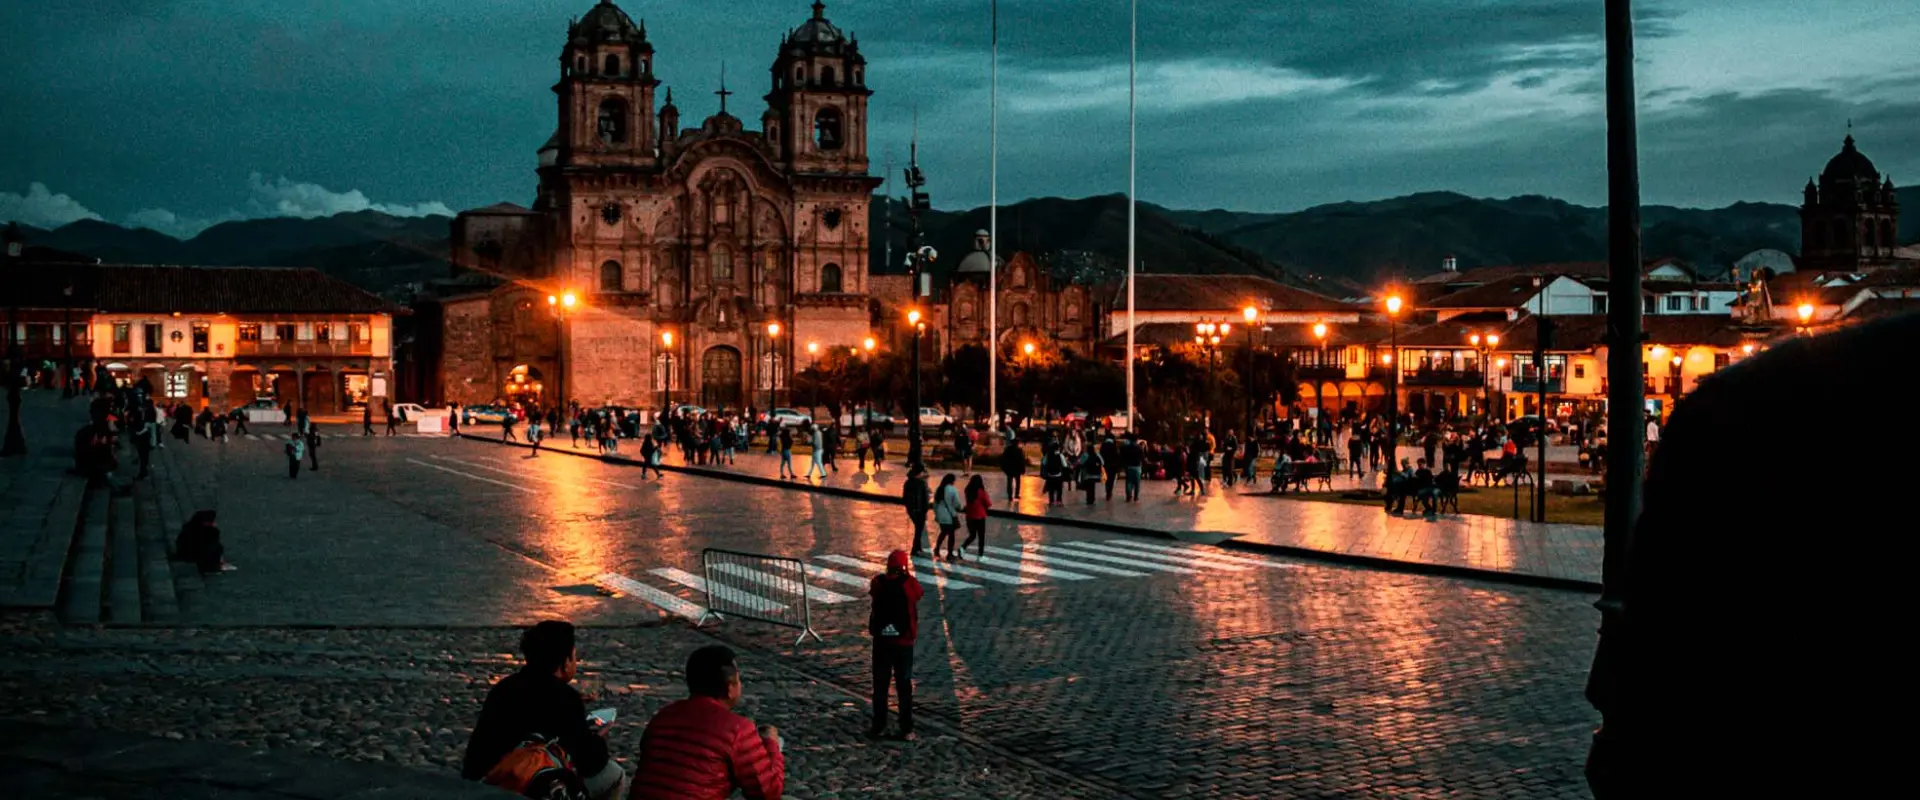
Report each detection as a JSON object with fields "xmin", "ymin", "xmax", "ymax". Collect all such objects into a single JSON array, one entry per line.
[{"xmin": 482, "ymin": 734, "xmax": 589, "ymax": 800}]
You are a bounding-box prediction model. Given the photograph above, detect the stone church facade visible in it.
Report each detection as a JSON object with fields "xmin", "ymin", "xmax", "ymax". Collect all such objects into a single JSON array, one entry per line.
[{"xmin": 435, "ymin": 1, "xmax": 879, "ymax": 411}]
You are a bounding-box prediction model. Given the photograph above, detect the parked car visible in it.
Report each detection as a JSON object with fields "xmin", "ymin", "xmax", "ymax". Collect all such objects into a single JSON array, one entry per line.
[
  {"xmin": 763, "ymin": 407, "xmax": 812, "ymax": 428},
  {"xmin": 839, "ymin": 408, "xmax": 895, "ymax": 431},
  {"xmin": 671, "ymin": 404, "xmax": 709, "ymax": 418},
  {"xmin": 462, "ymin": 405, "xmax": 514, "ymax": 424},
  {"xmin": 389, "ymin": 403, "xmax": 448, "ymax": 421},
  {"xmin": 916, "ymin": 407, "xmax": 954, "ymax": 430}
]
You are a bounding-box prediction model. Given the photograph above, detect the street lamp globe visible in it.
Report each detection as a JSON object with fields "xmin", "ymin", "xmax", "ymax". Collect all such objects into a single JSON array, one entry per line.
[
  {"xmin": 767, "ymin": 322, "xmax": 781, "ymax": 337},
  {"xmin": 1243, "ymin": 305, "xmax": 1258, "ymax": 323},
  {"xmin": 1313, "ymin": 322, "xmax": 1328, "ymax": 341},
  {"xmin": 862, "ymin": 337, "xmax": 876, "ymax": 352},
  {"xmin": 807, "ymin": 341, "xmax": 819, "ymax": 355},
  {"xmin": 547, "ymin": 294, "xmax": 558, "ymax": 306},
  {"xmin": 1469, "ymin": 333, "xmax": 1481, "ymax": 347},
  {"xmin": 1385, "ymin": 294, "xmax": 1404, "ymax": 315},
  {"xmin": 1487, "ymin": 333, "xmax": 1499, "ymax": 348},
  {"xmin": 1796, "ymin": 303, "xmax": 1814, "ymax": 324},
  {"xmin": 562, "ymin": 292, "xmax": 577, "ymax": 308},
  {"xmin": 907, "ymin": 309, "xmax": 922, "ymax": 326},
  {"xmin": 1023, "ymin": 341, "xmax": 1035, "ymax": 356},
  {"xmin": 661, "ymin": 331, "xmax": 674, "ymax": 348},
  {"xmin": 1219, "ymin": 323, "xmax": 1231, "ymax": 336}
]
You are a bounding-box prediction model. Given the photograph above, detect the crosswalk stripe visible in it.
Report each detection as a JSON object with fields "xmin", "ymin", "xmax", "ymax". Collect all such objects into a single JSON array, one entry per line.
[
  {"xmin": 814, "ymin": 555, "xmax": 983, "ymax": 590},
  {"xmin": 406, "ymin": 459, "xmax": 539, "ymax": 494},
  {"xmin": 710, "ymin": 562, "xmax": 855, "ymax": 604},
  {"xmin": 869, "ymin": 551, "xmax": 1039, "ymax": 586},
  {"xmin": 244, "ymin": 434, "xmax": 260, "ymax": 440},
  {"xmin": 650, "ymin": 567, "xmax": 788, "ymax": 613},
  {"xmin": 595, "ymin": 572, "xmax": 707, "ymax": 621},
  {"xmin": 1056, "ymin": 541, "xmax": 1249, "ymax": 571},
  {"xmin": 1020, "ymin": 543, "xmax": 1199, "ymax": 574},
  {"xmin": 436, "ymin": 455, "xmax": 639, "ymax": 490},
  {"xmin": 768, "ymin": 561, "xmax": 874, "ymax": 591},
  {"xmin": 964, "ymin": 552, "xmax": 1095, "ymax": 580},
  {"xmin": 1098, "ymin": 539, "xmax": 1302, "ymax": 570},
  {"xmin": 982, "ymin": 546, "xmax": 1148, "ymax": 577}
]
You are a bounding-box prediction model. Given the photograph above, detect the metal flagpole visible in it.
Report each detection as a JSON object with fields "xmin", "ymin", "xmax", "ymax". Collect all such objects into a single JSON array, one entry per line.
[
  {"xmin": 1124, "ymin": 0, "xmax": 1137, "ymax": 432},
  {"xmin": 988, "ymin": 0, "xmax": 999, "ymax": 431}
]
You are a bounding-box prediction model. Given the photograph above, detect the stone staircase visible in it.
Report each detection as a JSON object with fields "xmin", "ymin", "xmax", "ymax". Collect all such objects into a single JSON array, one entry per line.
[{"xmin": 50, "ymin": 442, "xmax": 210, "ymax": 625}]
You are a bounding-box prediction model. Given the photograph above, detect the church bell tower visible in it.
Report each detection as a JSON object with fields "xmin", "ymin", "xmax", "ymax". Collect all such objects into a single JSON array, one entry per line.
[
  {"xmin": 764, "ymin": 2, "xmax": 870, "ymax": 174},
  {"xmin": 555, "ymin": 0, "xmax": 659, "ymax": 168}
]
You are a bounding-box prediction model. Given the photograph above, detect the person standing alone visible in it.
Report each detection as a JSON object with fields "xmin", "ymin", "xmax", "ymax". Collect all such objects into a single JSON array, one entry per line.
[
  {"xmin": 902, "ymin": 467, "xmax": 930, "ymax": 556},
  {"xmin": 867, "ymin": 551, "xmax": 924, "ymax": 742}
]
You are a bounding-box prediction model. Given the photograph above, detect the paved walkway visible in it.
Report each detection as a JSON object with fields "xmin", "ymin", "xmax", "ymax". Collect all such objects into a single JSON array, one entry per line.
[
  {"xmin": 467, "ymin": 434, "xmax": 1604, "ymax": 590},
  {"xmin": 1, "ymin": 718, "xmax": 505, "ymax": 799}
]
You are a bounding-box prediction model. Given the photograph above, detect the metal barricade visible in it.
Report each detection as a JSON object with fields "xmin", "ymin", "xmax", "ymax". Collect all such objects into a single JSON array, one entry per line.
[{"xmin": 697, "ymin": 548, "xmax": 824, "ymax": 644}]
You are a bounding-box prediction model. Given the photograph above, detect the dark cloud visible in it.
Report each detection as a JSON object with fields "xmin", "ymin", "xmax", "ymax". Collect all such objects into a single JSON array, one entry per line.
[{"xmin": 0, "ymin": 0, "xmax": 1910, "ymax": 234}]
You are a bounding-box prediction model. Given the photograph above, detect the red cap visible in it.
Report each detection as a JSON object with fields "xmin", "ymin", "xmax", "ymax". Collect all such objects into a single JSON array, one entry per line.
[{"xmin": 886, "ymin": 550, "xmax": 911, "ymax": 572}]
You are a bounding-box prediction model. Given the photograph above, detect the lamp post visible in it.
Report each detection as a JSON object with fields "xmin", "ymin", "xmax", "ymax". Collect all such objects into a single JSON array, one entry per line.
[
  {"xmin": 1384, "ymin": 293, "xmax": 1404, "ymax": 471},
  {"xmin": 546, "ymin": 291, "xmax": 576, "ymax": 409},
  {"xmin": 2, "ymin": 222, "xmax": 25, "ymax": 457},
  {"xmin": 766, "ymin": 321, "xmax": 782, "ymax": 411},
  {"xmin": 1796, "ymin": 302, "xmax": 1814, "ymax": 336},
  {"xmin": 1312, "ymin": 321, "xmax": 1329, "ymax": 438},
  {"xmin": 1194, "ymin": 321, "xmax": 1224, "ymax": 435},
  {"xmin": 1021, "ymin": 340, "xmax": 1037, "ymax": 424},
  {"xmin": 859, "ymin": 336, "xmax": 876, "ymax": 430},
  {"xmin": 1242, "ymin": 305, "xmax": 1259, "ymax": 445},
  {"xmin": 1469, "ymin": 332, "xmax": 1499, "ymax": 421},
  {"xmin": 659, "ymin": 330, "xmax": 674, "ymax": 418},
  {"xmin": 805, "ymin": 341, "xmax": 820, "ymax": 412},
  {"xmin": 907, "ymin": 308, "xmax": 925, "ymax": 468}
]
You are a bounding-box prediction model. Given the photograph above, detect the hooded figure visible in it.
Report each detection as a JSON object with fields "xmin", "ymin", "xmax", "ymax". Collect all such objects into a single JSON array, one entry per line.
[{"xmin": 867, "ymin": 550, "xmax": 924, "ymax": 741}]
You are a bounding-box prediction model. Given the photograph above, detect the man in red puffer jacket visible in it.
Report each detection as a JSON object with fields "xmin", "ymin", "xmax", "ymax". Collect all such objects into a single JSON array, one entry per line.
[
  {"xmin": 629, "ymin": 645, "xmax": 784, "ymax": 800},
  {"xmin": 868, "ymin": 550, "xmax": 925, "ymax": 741}
]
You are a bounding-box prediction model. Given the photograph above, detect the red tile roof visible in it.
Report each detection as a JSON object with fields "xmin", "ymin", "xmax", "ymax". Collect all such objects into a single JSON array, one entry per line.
[
  {"xmin": 1421, "ymin": 275, "xmax": 1546, "ymax": 309},
  {"xmin": 1120, "ymin": 273, "xmax": 1356, "ymax": 313},
  {"xmin": 1391, "ymin": 312, "xmax": 1515, "ymax": 348},
  {"xmin": 87, "ymin": 265, "xmax": 402, "ymax": 315},
  {"xmin": 1493, "ymin": 314, "xmax": 1755, "ymax": 352},
  {"xmin": 1108, "ymin": 320, "xmax": 1389, "ymax": 349}
]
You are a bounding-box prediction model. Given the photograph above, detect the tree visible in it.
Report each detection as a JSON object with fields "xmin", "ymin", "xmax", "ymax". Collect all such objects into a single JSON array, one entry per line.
[{"xmin": 939, "ymin": 344, "xmax": 989, "ymax": 416}]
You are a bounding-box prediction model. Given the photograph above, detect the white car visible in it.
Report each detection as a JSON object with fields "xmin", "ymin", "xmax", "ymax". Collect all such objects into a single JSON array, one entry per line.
[
  {"xmin": 389, "ymin": 403, "xmax": 449, "ymax": 421},
  {"xmin": 916, "ymin": 407, "xmax": 954, "ymax": 429},
  {"xmin": 839, "ymin": 408, "xmax": 895, "ymax": 429},
  {"xmin": 766, "ymin": 408, "xmax": 811, "ymax": 427}
]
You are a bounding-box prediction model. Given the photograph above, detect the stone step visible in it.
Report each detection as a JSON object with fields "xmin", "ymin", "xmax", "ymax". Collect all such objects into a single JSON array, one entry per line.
[
  {"xmin": 105, "ymin": 494, "xmax": 141, "ymax": 625},
  {"xmin": 58, "ymin": 487, "xmax": 108, "ymax": 624},
  {"xmin": 0, "ymin": 468, "xmax": 88, "ymax": 610},
  {"xmin": 134, "ymin": 484, "xmax": 179, "ymax": 623}
]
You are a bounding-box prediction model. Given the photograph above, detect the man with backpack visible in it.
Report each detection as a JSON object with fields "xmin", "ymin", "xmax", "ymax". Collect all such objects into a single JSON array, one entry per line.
[
  {"xmin": 867, "ymin": 550, "xmax": 924, "ymax": 741},
  {"xmin": 462, "ymin": 620, "xmax": 625, "ymax": 800}
]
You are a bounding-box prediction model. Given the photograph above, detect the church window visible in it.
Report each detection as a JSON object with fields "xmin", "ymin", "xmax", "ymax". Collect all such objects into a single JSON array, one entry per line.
[
  {"xmin": 598, "ymin": 98, "xmax": 629, "ymax": 144},
  {"xmin": 795, "ymin": 65, "xmax": 805, "ymax": 83},
  {"xmin": 854, "ymin": 68, "xmax": 863, "ymax": 85},
  {"xmin": 813, "ymin": 107, "xmax": 843, "ymax": 151},
  {"xmin": 1012, "ymin": 302, "xmax": 1031, "ymax": 326},
  {"xmin": 820, "ymin": 263, "xmax": 843, "ymax": 293},
  {"xmin": 712, "ymin": 246, "xmax": 733, "ymax": 282},
  {"xmin": 822, "ymin": 66, "xmax": 837, "ymax": 87},
  {"xmin": 575, "ymin": 56, "xmax": 586, "ymax": 74},
  {"xmin": 604, "ymin": 54, "xmax": 621, "ymax": 76},
  {"xmin": 639, "ymin": 59, "xmax": 649, "ymax": 75},
  {"xmin": 599, "ymin": 260, "xmax": 623, "ymax": 292}
]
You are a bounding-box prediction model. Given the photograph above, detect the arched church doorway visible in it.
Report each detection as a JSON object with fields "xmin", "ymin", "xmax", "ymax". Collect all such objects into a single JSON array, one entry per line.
[{"xmin": 702, "ymin": 346, "xmax": 742, "ymax": 411}]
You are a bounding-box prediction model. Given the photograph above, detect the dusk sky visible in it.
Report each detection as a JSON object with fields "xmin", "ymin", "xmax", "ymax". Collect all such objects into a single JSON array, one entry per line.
[{"xmin": 4, "ymin": 0, "xmax": 1917, "ymax": 238}]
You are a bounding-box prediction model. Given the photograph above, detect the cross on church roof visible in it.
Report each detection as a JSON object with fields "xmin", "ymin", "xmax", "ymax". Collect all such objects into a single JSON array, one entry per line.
[{"xmin": 716, "ymin": 62, "xmax": 732, "ymax": 114}]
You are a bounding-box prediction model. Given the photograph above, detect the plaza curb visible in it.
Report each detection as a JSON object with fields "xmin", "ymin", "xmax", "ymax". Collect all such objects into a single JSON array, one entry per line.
[{"xmin": 455, "ymin": 434, "xmax": 1603, "ymax": 594}]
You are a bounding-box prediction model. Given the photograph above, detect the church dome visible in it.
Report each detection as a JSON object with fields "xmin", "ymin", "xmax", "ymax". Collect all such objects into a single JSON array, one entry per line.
[
  {"xmin": 1822, "ymin": 135, "xmax": 1880, "ymax": 184},
  {"xmin": 573, "ymin": 0, "xmax": 642, "ymax": 45},
  {"xmin": 956, "ymin": 229, "xmax": 996, "ymax": 275},
  {"xmin": 788, "ymin": 1, "xmax": 845, "ymax": 45}
]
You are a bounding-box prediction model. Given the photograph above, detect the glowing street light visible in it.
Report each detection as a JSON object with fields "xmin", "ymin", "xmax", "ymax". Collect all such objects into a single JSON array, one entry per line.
[
  {"xmin": 659, "ymin": 330, "xmax": 675, "ymax": 413},
  {"xmin": 862, "ymin": 337, "xmax": 876, "ymax": 353},
  {"xmin": 1243, "ymin": 305, "xmax": 1259, "ymax": 323},
  {"xmin": 906, "ymin": 307, "xmax": 927, "ymax": 466},
  {"xmin": 1796, "ymin": 303, "xmax": 1814, "ymax": 324},
  {"xmin": 1383, "ymin": 292, "xmax": 1405, "ymax": 468},
  {"xmin": 1022, "ymin": 341, "xmax": 1036, "ymax": 356},
  {"xmin": 807, "ymin": 341, "xmax": 819, "ymax": 355}
]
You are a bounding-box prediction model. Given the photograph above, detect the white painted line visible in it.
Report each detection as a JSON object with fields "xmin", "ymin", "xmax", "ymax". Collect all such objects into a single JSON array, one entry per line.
[
  {"xmin": 1098, "ymin": 539, "xmax": 1303, "ymax": 570},
  {"xmin": 1056, "ymin": 541, "xmax": 1250, "ymax": 571},
  {"xmin": 813, "ymin": 554, "xmax": 985, "ymax": 591},
  {"xmin": 406, "ymin": 459, "xmax": 539, "ymax": 494},
  {"xmin": 1020, "ymin": 543, "xmax": 1200, "ymax": 574},
  {"xmin": 983, "ymin": 546, "xmax": 1148, "ymax": 577},
  {"xmin": 594, "ymin": 572, "xmax": 707, "ymax": 621},
  {"xmin": 436, "ymin": 455, "xmax": 639, "ymax": 490},
  {"xmin": 244, "ymin": 434, "xmax": 260, "ymax": 440},
  {"xmin": 770, "ymin": 560, "xmax": 873, "ymax": 590},
  {"xmin": 868, "ymin": 551, "xmax": 1039, "ymax": 586},
  {"xmin": 710, "ymin": 562, "xmax": 855, "ymax": 604},
  {"xmin": 650, "ymin": 567, "xmax": 787, "ymax": 613},
  {"xmin": 965, "ymin": 553, "xmax": 1095, "ymax": 580}
]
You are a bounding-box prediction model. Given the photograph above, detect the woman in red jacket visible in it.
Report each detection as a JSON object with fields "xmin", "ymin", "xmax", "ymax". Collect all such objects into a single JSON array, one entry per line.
[{"xmin": 959, "ymin": 474, "xmax": 992, "ymax": 558}]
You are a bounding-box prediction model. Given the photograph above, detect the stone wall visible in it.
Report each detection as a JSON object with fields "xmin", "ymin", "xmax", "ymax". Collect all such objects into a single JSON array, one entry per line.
[{"xmin": 437, "ymin": 296, "xmax": 498, "ymax": 406}]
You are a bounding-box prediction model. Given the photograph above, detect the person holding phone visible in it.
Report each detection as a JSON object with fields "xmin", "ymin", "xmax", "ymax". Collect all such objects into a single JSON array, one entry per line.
[{"xmin": 462, "ymin": 621, "xmax": 626, "ymax": 800}]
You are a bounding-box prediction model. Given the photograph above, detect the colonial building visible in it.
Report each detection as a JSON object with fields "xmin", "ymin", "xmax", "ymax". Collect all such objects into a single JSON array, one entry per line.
[
  {"xmin": 944, "ymin": 231, "xmax": 1099, "ymax": 353},
  {"xmin": 432, "ymin": 1, "xmax": 880, "ymax": 410},
  {"xmin": 1799, "ymin": 134, "xmax": 1901, "ymax": 273},
  {"xmin": 8, "ymin": 263, "xmax": 399, "ymax": 412}
]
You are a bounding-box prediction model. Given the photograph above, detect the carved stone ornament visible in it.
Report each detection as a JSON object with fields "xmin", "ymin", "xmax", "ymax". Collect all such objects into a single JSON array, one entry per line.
[
  {"xmin": 601, "ymin": 203, "xmax": 622, "ymax": 225},
  {"xmin": 822, "ymin": 207, "xmax": 842, "ymax": 230}
]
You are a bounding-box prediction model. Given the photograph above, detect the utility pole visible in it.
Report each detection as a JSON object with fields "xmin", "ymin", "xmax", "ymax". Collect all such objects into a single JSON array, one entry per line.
[
  {"xmin": 903, "ymin": 137, "xmax": 933, "ymax": 469},
  {"xmin": 1533, "ymin": 315, "xmax": 1554, "ymax": 522}
]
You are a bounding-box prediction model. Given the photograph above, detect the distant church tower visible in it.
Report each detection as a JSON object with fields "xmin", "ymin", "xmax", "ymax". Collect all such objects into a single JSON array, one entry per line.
[
  {"xmin": 1800, "ymin": 134, "xmax": 1901, "ymax": 272},
  {"xmin": 765, "ymin": 1, "xmax": 871, "ymax": 174}
]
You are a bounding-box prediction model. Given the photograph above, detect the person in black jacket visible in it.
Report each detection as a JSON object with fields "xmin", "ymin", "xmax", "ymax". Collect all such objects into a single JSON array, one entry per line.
[
  {"xmin": 1584, "ymin": 312, "xmax": 1917, "ymax": 799},
  {"xmin": 902, "ymin": 466, "xmax": 930, "ymax": 556},
  {"xmin": 463, "ymin": 620, "xmax": 626, "ymax": 799}
]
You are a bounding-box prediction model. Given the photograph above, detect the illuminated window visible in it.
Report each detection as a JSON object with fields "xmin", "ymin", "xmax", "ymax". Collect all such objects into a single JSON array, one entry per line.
[
  {"xmin": 238, "ymin": 324, "xmax": 261, "ymax": 343},
  {"xmin": 143, "ymin": 323, "xmax": 163, "ymax": 354},
  {"xmin": 164, "ymin": 372, "xmax": 187, "ymax": 399},
  {"xmin": 191, "ymin": 322, "xmax": 210, "ymax": 353}
]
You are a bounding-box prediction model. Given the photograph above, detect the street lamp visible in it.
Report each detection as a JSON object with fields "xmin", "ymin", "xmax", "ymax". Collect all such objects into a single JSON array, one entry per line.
[
  {"xmin": 547, "ymin": 291, "xmax": 578, "ymax": 408},
  {"xmin": 907, "ymin": 308, "xmax": 926, "ymax": 468},
  {"xmin": 2, "ymin": 222, "xmax": 25, "ymax": 456},
  {"xmin": 1469, "ymin": 331, "xmax": 1499, "ymax": 421},
  {"xmin": 1194, "ymin": 321, "xmax": 1226, "ymax": 435},
  {"xmin": 1796, "ymin": 302, "xmax": 1815, "ymax": 335},
  {"xmin": 1242, "ymin": 305, "xmax": 1260, "ymax": 444},
  {"xmin": 1383, "ymin": 293, "xmax": 1405, "ymax": 471},
  {"xmin": 765, "ymin": 321, "xmax": 782, "ymax": 411},
  {"xmin": 1311, "ymin": 321, "xmax": 1329, "ymax": 436},
  {"xmin": 660, "ymin": 330, "xmax": 674, "ymax": 417}
]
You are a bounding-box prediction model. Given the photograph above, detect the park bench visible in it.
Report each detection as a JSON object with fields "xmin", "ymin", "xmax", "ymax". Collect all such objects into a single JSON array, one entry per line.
[{"xmin": 1270, "ymin": 461, "xmax": 1335, "ymax": 493}]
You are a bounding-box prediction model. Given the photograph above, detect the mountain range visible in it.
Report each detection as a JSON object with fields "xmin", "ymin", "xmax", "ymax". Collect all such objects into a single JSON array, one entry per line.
[{"xmin": 12, "ymin": 188, "xmax": 1916, "ymax": 301}]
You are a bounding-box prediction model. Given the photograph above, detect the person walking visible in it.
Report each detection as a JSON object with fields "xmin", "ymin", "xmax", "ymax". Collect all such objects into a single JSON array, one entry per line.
[
  {"xmin": 1077, "ymin": 445, "xmax": 1105, "ymax": 505},
  {"xmin": 932, "ymin": 474, "xmax": 963, "ymax": 560},
  {"xmin": 821, "ymin": 422, "xmax": 840, "ymax": 473},
  {"xmin": 1220, "ymin": 431, "xmax": 1240, "ymax": 489},
  {"xmin": 804, "ymin": 422, "xmax": 827, "ymax": 480},
  {"xmin": 361, "ymin": 402, "xmax": 375, "ymax": 436},
  {"xmin": 285, "ymin": 435, "xmax": 305, "ymax": 479},
  {"xmin": 902, "ymin": 466, "xmax": 930, "ymax": 556},
  {"xmin": 998, "ymin": 435, "xmax": 1026, "ymax": 502},
  {"xmin": 130, "ymin": 404, "xmax": 154, "ymax": 479},
  {"xmin": 448, "ymin": 403, "xmax": 460, "ymax": 436},
  {"xmin": 527, "ymin": 413, "xmax": 543, "ymax": 457},
  {"xmin": 501, "ymin": 411, "xmax": 517, "ymax": 443},
  {"xmin": 777, "ymin": 425, "xmax": 796, "ymax": 479},
  {"xmin": 956, "ymin": 424, "xmax": 975, "ymax": 474},
  {"xmin": 867, "ymin": 551, "xmax": 924, "ymax": 742},
  {"xmin": 305, "ymin": 423, "xmax": 322, "ymax": 471},
  {"xmin": 1120, "ymin": 433, "xmax": 1144, "ymax": 502},
  {"xmin": 1040, "ymin": 443, "xmax": 1067, "ymax": 505},
  {"xmin": 1099, "ymin": 433, "xmax": 1120, "ymax": 500},
  {"xmin": 210, "ymin": 410, "xmax": 228, "ymax": 443},
  {"xmin": 639, "ymin": 429, "xmax": 663, "ymax": 479},
  {"xmin": 230, "ymin": 407, "xmax": 250, "ymax": 436},
  {"xmin": 385, "ymin": 399, "xmax": 400, "ymax": 436},
  {"xmin": 959, "ymin": 474, "xmax": 991, "ymax": 558},
  {"xmin": 868, "ymin": 427, "xmax": 886, "ymax": 470}
]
